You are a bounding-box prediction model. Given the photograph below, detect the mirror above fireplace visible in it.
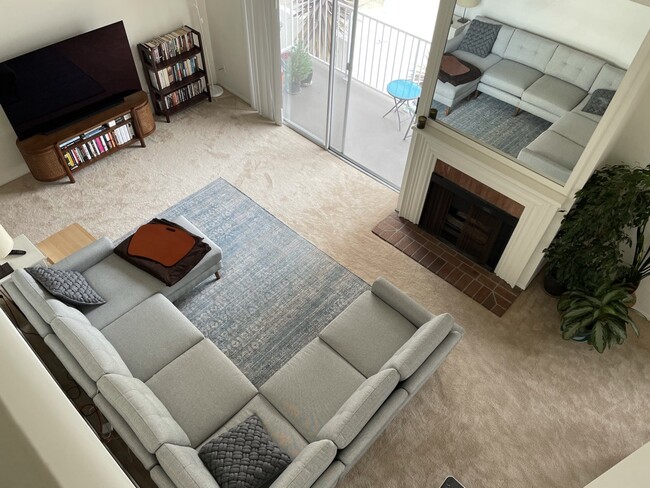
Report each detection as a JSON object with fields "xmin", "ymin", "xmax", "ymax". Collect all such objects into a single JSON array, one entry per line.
[{"xmin": 429, "ymin": 0, "xmax": 650, "ymax": 186}]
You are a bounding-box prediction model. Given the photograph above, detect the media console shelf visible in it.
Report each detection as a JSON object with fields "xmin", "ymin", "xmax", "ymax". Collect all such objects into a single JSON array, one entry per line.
[{"xmin": 16, "ymin": 91, "xmax": 155, "ymax": 183}]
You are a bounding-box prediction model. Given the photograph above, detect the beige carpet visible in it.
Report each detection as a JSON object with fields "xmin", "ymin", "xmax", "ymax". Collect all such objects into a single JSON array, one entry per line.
[{"xmin": 1, "ymin": 91, "xmax": 649, "ymax": 488}]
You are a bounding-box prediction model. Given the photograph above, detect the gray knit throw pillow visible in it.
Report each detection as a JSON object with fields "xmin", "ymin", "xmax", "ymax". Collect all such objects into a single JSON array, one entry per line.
[
  {"xmin": 582, "ymin": 89, "xmax": 615, "ymax": 116},
  {"xmin": 458, "ymin": 19, "xmax": 502, "ymax": 58},
  {"xmin": 199, "ymin": 415, "xmax": 291, "ymax": 488},
  {"xmin": 26, "ymin": 267, "xmax": 105, "ymax": 306}
]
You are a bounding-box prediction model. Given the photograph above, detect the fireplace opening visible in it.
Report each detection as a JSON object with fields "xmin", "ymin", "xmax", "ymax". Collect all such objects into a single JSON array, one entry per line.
[{"xmin": 419, "ymin": 173, "xmax": 519, "ymax": 271}]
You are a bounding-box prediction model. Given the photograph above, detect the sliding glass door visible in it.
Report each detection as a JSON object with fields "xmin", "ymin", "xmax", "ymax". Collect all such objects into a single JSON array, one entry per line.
[{"xmin": 279, "ymin": 0, "xmax": 433, "ymax": 188}]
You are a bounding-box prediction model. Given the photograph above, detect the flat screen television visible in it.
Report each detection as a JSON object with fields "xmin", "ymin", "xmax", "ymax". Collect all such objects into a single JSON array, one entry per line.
[{"xmin": 0, "ymin": 21, "xmax": 141, "ymax": 141}]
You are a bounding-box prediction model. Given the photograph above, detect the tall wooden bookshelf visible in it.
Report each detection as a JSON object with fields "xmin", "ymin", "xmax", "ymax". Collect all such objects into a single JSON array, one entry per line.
[{"xmin": 138, "ymin": 26, "xmax": 212, "ymax": 122}]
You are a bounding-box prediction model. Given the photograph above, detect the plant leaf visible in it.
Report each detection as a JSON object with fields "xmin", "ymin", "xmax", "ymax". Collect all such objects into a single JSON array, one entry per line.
[{"xmin": 591, "ymin": 322, "xmax": 606, "ymax": 353}]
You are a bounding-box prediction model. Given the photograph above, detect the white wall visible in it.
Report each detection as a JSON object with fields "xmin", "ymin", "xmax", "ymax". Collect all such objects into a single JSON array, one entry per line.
[
  {"xmin": 460, "ymin": 0, "xmax": 650, "ymax": 68},
  {"xmin": 205, "ymin": 0, "xmax": 252, "ymax": 103},
  {"xmin": 0, "ymin": 312, "xmax": 135, "ymax": 488},
  {"xmin": 0, "ymin": 0, "xmax": 195, "ymax": 186}
]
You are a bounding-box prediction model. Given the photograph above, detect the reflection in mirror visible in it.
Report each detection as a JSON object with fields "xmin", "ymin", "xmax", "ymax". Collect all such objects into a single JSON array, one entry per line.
[{"xmin": 430, "ymin": 0, "xmax": 650, "ymax": 186}]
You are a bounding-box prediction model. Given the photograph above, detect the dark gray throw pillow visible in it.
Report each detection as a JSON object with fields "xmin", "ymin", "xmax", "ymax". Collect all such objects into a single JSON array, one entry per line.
[
  {"xmin": 199, "ymin": 415, "xmax": 291, "ymax": 488},
  {"xmin": 582, "ymin": 89, "xmax": 616, "ymax": 116},
  {"xmin": 26, "ymin": 267, "xmax": 105, "ymax": 306},
  {"xmin": 457, "ymin": 19, "xmax": 502, "ymax": 58}
]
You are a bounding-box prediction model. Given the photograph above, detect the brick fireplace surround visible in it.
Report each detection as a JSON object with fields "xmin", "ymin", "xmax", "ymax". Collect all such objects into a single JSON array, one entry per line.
[{"xmin": 373, "ymin": 212, "xmax": 521, "ymax": 316}]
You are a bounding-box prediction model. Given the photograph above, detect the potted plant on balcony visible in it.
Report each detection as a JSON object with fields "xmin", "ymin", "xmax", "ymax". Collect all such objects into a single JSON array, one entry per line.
[
  {"xmin": 558, "ymin": 283, "xmax": 638, "ymax": 352},
  {"xmin": 284, "ymin": 44, "xmax": 312, "ymax": 95},
  {"xmin": 543, "ymin": 164, "xmax": 650, "ymax": 296},
  {"xmin": 293, "ymin": 43, "xmax": 313, "ymax": 86}
]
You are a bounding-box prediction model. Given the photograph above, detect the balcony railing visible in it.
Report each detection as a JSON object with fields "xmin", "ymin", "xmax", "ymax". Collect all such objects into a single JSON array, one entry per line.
[{"xmin": 280, "ymin": 1, "xmax": 431, "ymax": 95}]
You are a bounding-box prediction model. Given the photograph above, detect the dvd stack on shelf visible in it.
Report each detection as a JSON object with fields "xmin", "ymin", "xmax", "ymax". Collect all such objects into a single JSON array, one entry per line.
[
  {"xmin": 138, "ymin": 26, "xmax": 211, "ymax": 122},
  {"xmin": 58, "ymin": 114, "xmax": 136, "ymax": 170}
]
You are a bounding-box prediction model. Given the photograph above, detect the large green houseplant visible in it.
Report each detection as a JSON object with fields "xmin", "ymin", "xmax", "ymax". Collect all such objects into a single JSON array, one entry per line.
[
  {"xmin": 546, "ymin": 164, "xmax": 648, "ymax": 350},
  {"xmin": 544, "ymin": 164, "xmax": 650, "ymax": 293}
]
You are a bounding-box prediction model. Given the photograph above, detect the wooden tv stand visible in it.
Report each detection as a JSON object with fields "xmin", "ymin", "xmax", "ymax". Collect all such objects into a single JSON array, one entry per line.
[{"xmin": 16, "ymin": 91, "xmax": 155, "ymax": 183}]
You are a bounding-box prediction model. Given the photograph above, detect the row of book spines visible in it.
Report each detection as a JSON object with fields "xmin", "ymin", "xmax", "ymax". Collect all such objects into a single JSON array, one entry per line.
[
  {"xmin": 151, "ymin": 57, "xmax": 200, "ymax": 89},
  {"xmin": 62, "ymin": 124, "xmax": 136, "ymax": 169},
  {"xmin": 59, "ymin": 114, "xmax": 133, "ymax": 149},
  {"xmin": 158, "ymin": 79, "xmax": 205, "ymax": 110},
  {"xmin": 143, "ymin": 27, "xmax": 195, "ymax": 64}
]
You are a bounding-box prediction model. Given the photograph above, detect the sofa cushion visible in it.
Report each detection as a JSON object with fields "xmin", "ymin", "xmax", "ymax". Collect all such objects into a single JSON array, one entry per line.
[
  {"xmin": 11, "ymin": 269, "xmax": 73, "ymax": 325},
  {"xmin": 544, "ymin": 45, "xmax": 605, "ymax": 92},
  {"xmin": 582, "ymin": 89, "xmax": 616, "ymax": 116},
  {"xmin": 457, "ymin": 19, "xmax": 502, "ymax": 58},
  {"xmin": 480, "ymin": 59, "xmax": 543, "ymax": 97},
  {"xmin": 26, "ymin": 267, "xmax": 106, "ymax": 306},
  {"xmin": 521, "ymin": 75, "xmax": 587, "ymax": 117},
  {"xmin": 98, "ymin": 374, "xmax": 191, "ymax": 453},
  {"xmin": 44, "ymin": 333, "xmax": 98, "ymax": 398},
  {"xmin": 319, "ymin": 291, "xmax": 417, "ymax": 378},
  {"xmin": 316, "ymin": 369, "xmax": 399, "ymax": 449},
  {"xmin": 199, "ymin": 415, "xmax": 291, "ymax": 488},
  {"xmin": 157, "ymin": 444, "xmax": 220, "ymax": 488},
  {"xmin": 260, "ymin": 338, "xmax": 365, "ymax": 442},
  {"xmin": 549, "ymin": 112, "xmax": 598, "ymax": 147},
  {"xmin": 503, "ymin": 29, "xmax": 558, "ymax": 72},
  {"xmin": 518, "ymin": 131, "xmax": 585, "ymax": 184},
  {"xmin": 51, "ymin": 308, "xmax": 131, "ymax": 382},
  {"xmin": 82, "ymin": 253, "xmax": 165, "ymax": 329},
  {"xmin": 381, "ymin": 313, "xmax": 455, "ymax": 380},
  {"xmin": 146, "ymin": 339, "xmax": 257, "ymax": 447},
  {"xmin": 101, "ymin": 293, "xmax": 204, "ymax": 381},
  {"xmin": 451, "ymin": 50, "xmax": 501, "ymax": 74},
  {"xmin": 204, "ymin": 395, "xmax": 307, "ymax": 460},
  {"xmin": 589, "ymin": 64, "xmax": 626, "ymax": 93},
  {"xmin": 269, "ymin": 440, "xmax": 337, "ymax": 488}
]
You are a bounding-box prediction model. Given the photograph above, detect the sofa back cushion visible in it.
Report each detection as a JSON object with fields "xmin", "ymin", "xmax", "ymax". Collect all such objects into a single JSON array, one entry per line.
[
  {"xmin": 269, "ymin": 440, "xmax": 337, "ymax": 488},
  {"xmin": 503, "ymin": 29, "xmax": 558, "ymax": 72},
  {"xmin": 51, "ymin": 308, "xmax": 132, "ymax": 382},
  {"xmin": 545, "ymin": 45, "xmax": 605, "ymax": 92},
  {"xmin": 381, "ymin": 313, "xmax": 455, "ymax": 380},
  {"xmin": 589, "ymin": 64, "xmax": 626, "ymax": 93},
  {"xmin": 98, "ymin": 374, "xmax": 191, "ymax": 453},
  {"xmin": 474, "ymin": 16, "xmax": 515, "ymax": 57},
  {"xmin": 12, "ymin": 268, "xmax": 74, "ymax": 326},
  {"xmin": 157, "ymin": 443, "xmax": 220, "ymax": 488},
  {"xmin": 316, "ymin": 369, "xmax": 399, "ymax": 449}
]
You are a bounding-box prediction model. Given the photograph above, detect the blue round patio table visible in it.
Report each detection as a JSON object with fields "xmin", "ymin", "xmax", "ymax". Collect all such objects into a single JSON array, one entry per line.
[{"xmin": 383, "ymin": 79, "xmax": 422, "ymax": 133}]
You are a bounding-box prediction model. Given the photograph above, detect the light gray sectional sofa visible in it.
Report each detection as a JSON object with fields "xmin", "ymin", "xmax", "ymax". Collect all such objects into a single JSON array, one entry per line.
[
  {"xmin": 438, "ymin": 16, "xmax": 626, "ymax": 183},
  {"xmin": 6, "ymin": 215, "xmax": 464, "ymax": 488}
]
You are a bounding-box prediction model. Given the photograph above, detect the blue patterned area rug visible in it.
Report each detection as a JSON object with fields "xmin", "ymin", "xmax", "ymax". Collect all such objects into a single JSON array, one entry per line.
[
  {"xmin": 160, "ymin": 179, "xmax": 369, "ymax": 387},
  {"xmin": 432, "ymin": 93, "xmax": 551, "ymax": 158}
]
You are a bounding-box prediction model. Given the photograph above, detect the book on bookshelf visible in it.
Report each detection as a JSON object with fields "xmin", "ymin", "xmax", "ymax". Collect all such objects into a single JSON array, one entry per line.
[
  {"xmin": 142, "ymin": 26, "xmax": 195, "ymax": 64},
  {"xmin": 157, "ymin": 79, "xmax": 206, "ymax": 110},
  {"xmin": 148, "ymin": 56, "xmax": 200, "ymax": 89}
]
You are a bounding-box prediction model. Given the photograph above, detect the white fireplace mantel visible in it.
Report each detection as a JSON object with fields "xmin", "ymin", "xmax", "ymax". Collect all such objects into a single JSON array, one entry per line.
[{"xmin": 397, "ymin": 125, "xmax": 566, "ymax": 289}]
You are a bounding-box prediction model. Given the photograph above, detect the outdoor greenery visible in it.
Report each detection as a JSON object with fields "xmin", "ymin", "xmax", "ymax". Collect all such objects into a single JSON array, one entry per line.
[
  {"xmin": 293, "ymin": 0, "xmax": 352, "ymax": 59},
  {"xmin": 284, "ymin": 43, "xmax": 313, "ymax": 91},
  {"xmin": 544, "ymin": 164, "xmax": 650, "ymax": 293},
  {"xmin": 558, "ymin": 284, "xmax": 638, "ymax": 353}
]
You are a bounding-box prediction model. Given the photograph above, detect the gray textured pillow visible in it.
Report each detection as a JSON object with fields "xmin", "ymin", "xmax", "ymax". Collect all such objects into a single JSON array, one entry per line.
[
  {"xmin": 26, "ymin": 267, "xmax": 105, "ymax": 306},
  {"xmin": 199, "ymin": 415, "xmax": 291, "ymax": 488},
  {"xmin": 582, "ymin": 89, "xmax": 615, "ymax": 116},
  {"xmin": 458, "ymin": 20, "xmax": 502, "ymax": 58}
]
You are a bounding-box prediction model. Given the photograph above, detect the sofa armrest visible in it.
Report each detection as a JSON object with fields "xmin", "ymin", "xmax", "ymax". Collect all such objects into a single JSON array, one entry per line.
[
  {"xmin": 54, "ymin": 237, "xmax": 114, "ymax": 272},
  {"xmin": 270, "ymin": 440, "xmax": 336, "ymax": 488},
  {"xmin": 371, "ymin": 277, "xmax": 434, "ymax": 327},
  {"xmin": 445, "ymin": 30, "xmax": 466, "ymax": 54}
]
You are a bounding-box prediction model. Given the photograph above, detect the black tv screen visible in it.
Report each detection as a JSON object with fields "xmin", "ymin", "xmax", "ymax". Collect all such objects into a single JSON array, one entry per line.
[{"xmin": 0, "ymin": 21, "xmax": 141, "ymax": 140}]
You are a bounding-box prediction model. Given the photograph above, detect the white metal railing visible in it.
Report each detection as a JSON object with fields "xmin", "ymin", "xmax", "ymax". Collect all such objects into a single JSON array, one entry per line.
[{"xmin": 279, "ymin": 1, "xmax": 431, "ymax": 95}]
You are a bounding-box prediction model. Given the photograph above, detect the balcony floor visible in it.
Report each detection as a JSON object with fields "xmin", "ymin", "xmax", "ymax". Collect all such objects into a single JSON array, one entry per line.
[{"xmin": 283, "ymin": 60, "xmax": 411, "ymax": 188}]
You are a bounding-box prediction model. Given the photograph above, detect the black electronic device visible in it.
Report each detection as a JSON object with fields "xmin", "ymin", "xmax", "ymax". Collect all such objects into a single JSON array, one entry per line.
[
  {"xmin": 0, "ymin": 21, "xmax": 141, "ymax": 140},
  {"xmin": 440, "ymin": 476, "xmax": 465, "ymax": 488}
]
